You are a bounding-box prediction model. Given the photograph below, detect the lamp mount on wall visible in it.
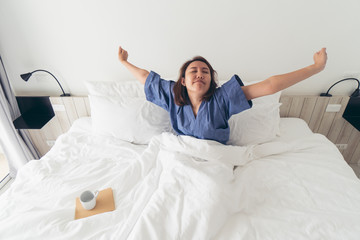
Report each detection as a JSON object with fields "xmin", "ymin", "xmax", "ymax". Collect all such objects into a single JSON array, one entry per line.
[
  {"xmin": 20, "ymin": 69, "xmax": 70, "ymax": 97},
  {"xmin": 320, "ymin": 77, "xmax": 360, "ymax": 97},
  {"xmin": 320, "ymin": 77, "xmax": 360, "ymax": 131}
]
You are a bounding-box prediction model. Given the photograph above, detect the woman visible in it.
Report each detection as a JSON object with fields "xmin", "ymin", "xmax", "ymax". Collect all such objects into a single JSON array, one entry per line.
[{"xmin": 118, "ymin": 47, "xmax": 327, "ymax": 144}]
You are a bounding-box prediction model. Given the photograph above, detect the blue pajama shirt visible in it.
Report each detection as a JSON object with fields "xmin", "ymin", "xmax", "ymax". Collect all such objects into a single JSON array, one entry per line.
[{"xmin": 144, "ymin": 71, "xmax": 252, "ymax": 144}]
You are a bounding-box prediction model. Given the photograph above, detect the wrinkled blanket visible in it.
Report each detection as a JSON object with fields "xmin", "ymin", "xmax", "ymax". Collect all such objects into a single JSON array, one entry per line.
[{"xmin": 0, "ymin": 124, "xmax": 360, "ymax": 240}]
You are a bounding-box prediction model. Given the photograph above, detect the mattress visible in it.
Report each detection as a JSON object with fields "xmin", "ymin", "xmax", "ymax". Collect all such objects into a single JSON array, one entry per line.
[{"xmin": 0, "ymin": 117, "xmax": 359, "ymax": 240}]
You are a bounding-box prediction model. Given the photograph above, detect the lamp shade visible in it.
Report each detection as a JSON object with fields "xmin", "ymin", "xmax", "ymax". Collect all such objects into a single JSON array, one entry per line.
[{"xmin": 20, "ymin": 72, "xmax": 32, "ymax": 82}]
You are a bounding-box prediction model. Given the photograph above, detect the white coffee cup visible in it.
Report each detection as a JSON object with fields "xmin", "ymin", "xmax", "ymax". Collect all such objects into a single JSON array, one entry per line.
[{"xmin": 80, "ymin": 190, "xmax": 99, "ymax": 210}]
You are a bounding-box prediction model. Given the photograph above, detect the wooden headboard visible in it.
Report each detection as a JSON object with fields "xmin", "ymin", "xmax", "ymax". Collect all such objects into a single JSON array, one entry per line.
[{"xmin": 26, "ymin": 96, "xmax": 360, "ymax": 164}]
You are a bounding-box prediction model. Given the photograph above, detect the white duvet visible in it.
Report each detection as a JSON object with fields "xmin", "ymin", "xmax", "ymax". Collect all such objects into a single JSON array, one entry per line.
[{"xmin": 1, "ymin": 118, "xmax": 360, "ymax": 240}]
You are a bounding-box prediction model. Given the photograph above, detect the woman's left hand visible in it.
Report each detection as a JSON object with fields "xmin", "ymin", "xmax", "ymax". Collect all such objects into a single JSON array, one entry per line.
[{"xmin": 313, "ymin": 48, "xmax": 327, "ymax": 71}]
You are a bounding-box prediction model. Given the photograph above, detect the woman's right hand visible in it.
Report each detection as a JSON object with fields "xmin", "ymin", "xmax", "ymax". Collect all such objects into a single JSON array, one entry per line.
[
  {"xmin": 313, "ymin": 48, "xmax": 327, "ymax": 72},
  {"xmin": 118, "ymin": 46, "xmax": 128, "ymax": 63}
]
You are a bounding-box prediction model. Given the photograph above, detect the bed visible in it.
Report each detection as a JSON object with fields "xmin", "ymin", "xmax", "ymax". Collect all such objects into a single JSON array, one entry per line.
[{"xmin": 1, "ymin": 80, "xmax": 360, "ymax": 240}]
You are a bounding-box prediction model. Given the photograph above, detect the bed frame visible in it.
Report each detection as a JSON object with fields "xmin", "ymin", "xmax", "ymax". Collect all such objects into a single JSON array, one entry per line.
[{"xmin": 26, "ymin": 95, "xmax": 360, "ymax": 164}]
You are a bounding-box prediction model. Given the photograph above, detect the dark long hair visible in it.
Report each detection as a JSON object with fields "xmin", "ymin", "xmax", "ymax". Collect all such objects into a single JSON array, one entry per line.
[{"xmin": 173, "ymin": 56, "xmax": 218, "ymax": 106}]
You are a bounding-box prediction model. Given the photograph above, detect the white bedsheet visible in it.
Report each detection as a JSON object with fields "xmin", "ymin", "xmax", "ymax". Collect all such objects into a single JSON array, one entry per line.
[{"xmin": 0, "ymin": 118, "xmax": 360, "ymax": 240}]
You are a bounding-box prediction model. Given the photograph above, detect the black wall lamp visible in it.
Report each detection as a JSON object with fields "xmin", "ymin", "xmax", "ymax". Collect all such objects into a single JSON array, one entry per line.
[
  {"xmin": 320, "ymin": 77, "xmax": 360, "ymax": 131},
  {"xmin": 13, "ymin": 69, "xmax": 70, "ymax": 129},
  {"xmin": 20, "ymin": 69, "xmax": 70, "ymax": 97}
]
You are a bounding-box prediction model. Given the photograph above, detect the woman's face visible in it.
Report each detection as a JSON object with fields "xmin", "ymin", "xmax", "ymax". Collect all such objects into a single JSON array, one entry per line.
[{"xmin": 181, "ymin": 61, "xmax": 211, "ymax": 97}]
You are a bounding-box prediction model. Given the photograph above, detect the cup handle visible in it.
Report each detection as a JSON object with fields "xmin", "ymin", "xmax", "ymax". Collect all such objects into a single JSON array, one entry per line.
[{"xmin": 94, "ymin": 190, "xmax": 99, "ymax": 199}]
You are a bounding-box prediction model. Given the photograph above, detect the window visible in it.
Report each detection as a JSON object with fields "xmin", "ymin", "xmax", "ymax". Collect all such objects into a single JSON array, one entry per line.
[{"xmin": 0, "ymin": 145, "xmax": 10, "ymax": 190}]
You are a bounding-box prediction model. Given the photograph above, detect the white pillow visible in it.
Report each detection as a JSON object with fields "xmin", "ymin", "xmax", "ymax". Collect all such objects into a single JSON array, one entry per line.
[
  {"xmin": 227, "ymin": 80, "xmax": 282, "ymax": 146},
  {"xmin": 86, "ymin": 81, "xmax": 171, "ymax": 144},
  {"xmin": 86, "ymin": 79, "xmax": 281, "ymax": 145},
  {"xmin": 86, "ymin": 81, "xmax": 145, "ymax": 97}
]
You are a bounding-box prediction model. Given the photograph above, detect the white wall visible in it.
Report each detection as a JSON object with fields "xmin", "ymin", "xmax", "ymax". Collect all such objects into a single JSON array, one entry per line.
[{"xmin": 0, "ymin": 0, "xmax": 359, "ymax": 97}]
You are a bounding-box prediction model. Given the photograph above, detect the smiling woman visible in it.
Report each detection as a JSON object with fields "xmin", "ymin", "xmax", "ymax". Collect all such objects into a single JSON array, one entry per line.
[
  {"xmin": 180, "ymin": 61, "xmax": 212, "ymax": 116},
  {"xmin": 173, "ymin": 56, "xmax": 218, "ymax": 114},
  {"xmin": 118, "ymin": 46, "xmax": 327, "ymax": 144}
]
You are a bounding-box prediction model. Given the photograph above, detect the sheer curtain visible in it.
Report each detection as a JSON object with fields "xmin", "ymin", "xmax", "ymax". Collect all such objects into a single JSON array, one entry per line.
[{"xmin": 0, "ymin": 56, "xmax": 40, "ymax": 178}]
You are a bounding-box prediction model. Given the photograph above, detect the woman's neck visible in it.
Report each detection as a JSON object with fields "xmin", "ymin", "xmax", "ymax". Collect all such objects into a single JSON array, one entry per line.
[{"xmin": 188, "ymin": 94, "xmax": 203, "ymax": 117}]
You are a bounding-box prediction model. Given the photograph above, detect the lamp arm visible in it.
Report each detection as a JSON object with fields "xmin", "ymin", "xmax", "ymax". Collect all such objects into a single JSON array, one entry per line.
[
  {"xmin": 324, "ymin": 78, "xmax": 360, "ymax": 96},
  {"xmin": 31, "ymin": 69, "xmax": 67, "ymax": 96}
]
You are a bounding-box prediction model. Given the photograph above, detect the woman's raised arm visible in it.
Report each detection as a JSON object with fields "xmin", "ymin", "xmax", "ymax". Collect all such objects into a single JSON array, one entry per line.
[
  {"xmin": 118, "ymin": 46, "xmax": 149, "ymax": 85},
  {"xmin": 242, "ymin": 48, "xmax": 328, "ymax": 100}
]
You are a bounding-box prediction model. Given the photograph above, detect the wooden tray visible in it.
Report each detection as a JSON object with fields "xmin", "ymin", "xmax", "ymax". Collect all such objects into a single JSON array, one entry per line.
[{"xmin": 75, "ymin": 188, "xmax": 115, "ymax": 220}]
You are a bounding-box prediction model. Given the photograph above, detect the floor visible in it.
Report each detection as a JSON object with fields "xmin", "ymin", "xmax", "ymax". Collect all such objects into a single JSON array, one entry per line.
[
  {"xmin": 0, "ymin": 153, "xmax": 9, "ymax": 182},
  {"xmin": 0, "ymin": 177, "xmax": 13, "ymax": 195},
  {"xmin": 0, "ymin": 153, "xmax": 11, "ymax": 193}
]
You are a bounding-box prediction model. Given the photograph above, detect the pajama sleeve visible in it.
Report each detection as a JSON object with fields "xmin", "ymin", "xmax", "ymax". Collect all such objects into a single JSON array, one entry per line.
[
  {"xmin": 217, "ymin": 75, "xmax": 253, "ymax": 119},
  {"xmin": 144, "ymin": 71, "xmax": 174, "ymax": 112}
]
